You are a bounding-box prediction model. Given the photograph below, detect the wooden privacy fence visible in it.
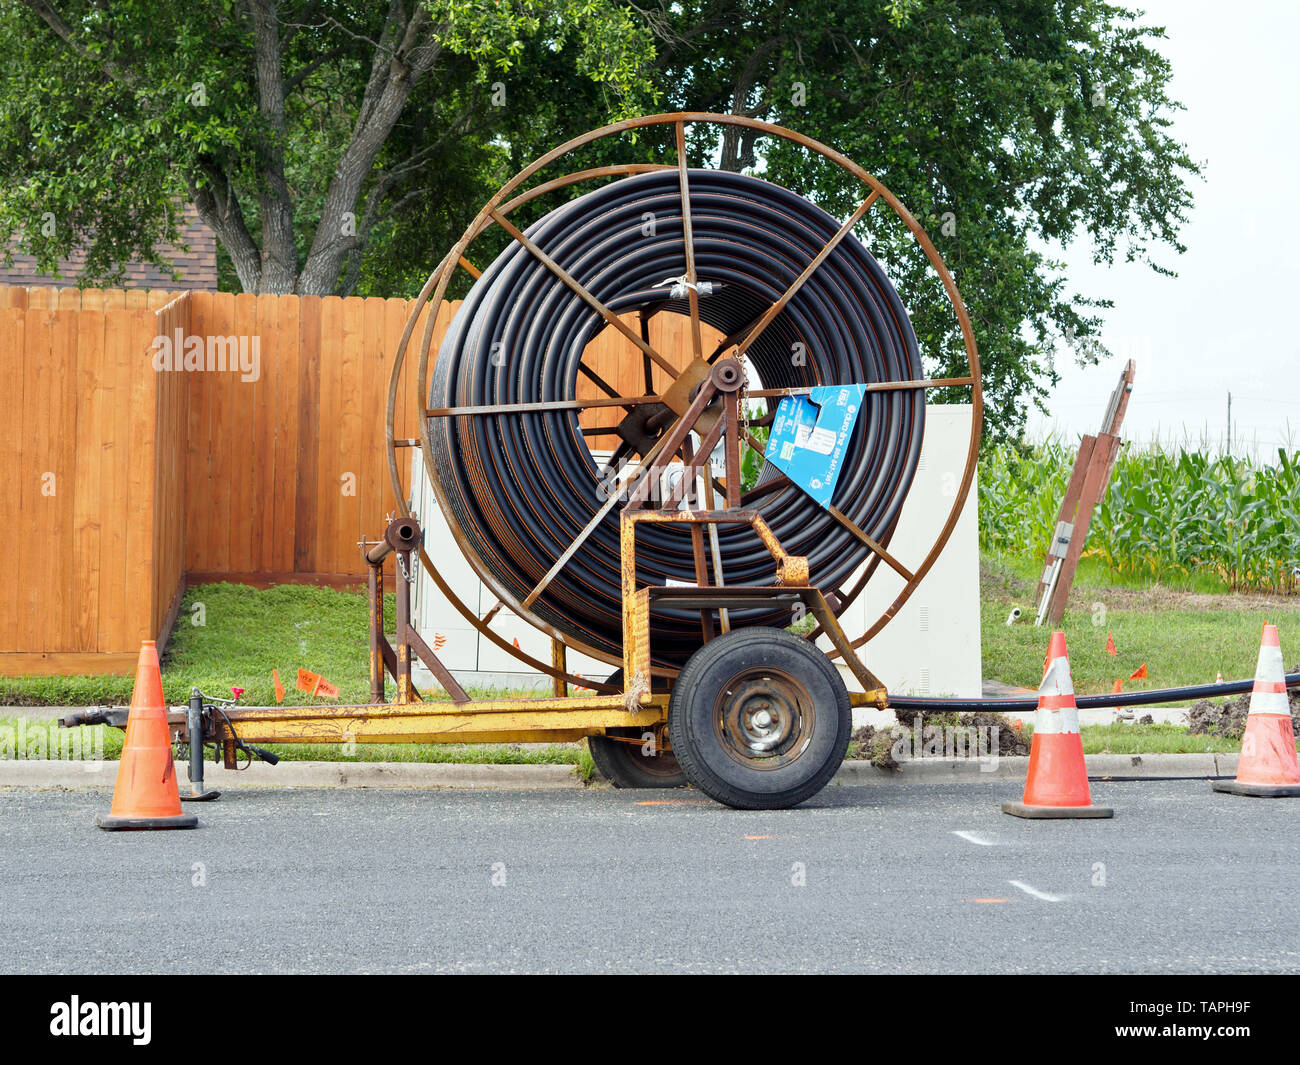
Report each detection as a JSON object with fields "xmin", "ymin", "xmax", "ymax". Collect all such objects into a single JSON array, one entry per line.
[{"xmin": 0, "ymin": 285, "xmax": 707, "ymax": 675}]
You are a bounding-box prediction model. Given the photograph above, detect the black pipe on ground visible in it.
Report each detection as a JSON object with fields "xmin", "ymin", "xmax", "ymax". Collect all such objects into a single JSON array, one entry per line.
[{"xmin": 887, "ymin": 673, "xmax": 1300, "ymax": 714}]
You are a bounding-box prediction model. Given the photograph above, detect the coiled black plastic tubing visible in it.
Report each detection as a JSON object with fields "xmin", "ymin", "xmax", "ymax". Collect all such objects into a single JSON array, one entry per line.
[{"xmin": 430, "ymin": 169, "xmax": 925, "ymax": 666}]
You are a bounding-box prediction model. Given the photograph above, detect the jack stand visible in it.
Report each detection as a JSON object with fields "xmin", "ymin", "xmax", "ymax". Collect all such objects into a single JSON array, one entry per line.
[{"xmin": 181, "ymin": 687, "xmax": 221, "ymax": 802}]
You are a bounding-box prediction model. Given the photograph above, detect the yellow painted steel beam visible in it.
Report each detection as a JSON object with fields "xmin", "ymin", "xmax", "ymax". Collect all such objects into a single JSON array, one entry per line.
[
  {"xmin": 849, "ymin": 689, "xmax": 891, "ymax": 709},
  {"xmin": 218, "ymin": 705, "xmax": 666, "ymax": 745},
  {"xmin": 220, "ymin": 692, "xmax": 663, "ymax": 724}
]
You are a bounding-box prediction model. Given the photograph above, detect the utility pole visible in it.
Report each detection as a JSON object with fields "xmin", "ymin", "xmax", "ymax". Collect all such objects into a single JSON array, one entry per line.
[{"xmin": 1226, "ymin": 391, "xmax": 1233, "ymax": 454}]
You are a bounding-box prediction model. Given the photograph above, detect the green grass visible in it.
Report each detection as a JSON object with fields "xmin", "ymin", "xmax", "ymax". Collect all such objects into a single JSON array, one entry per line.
[
  {"xmin": 0, "ymin": 582, "xmax": 543, "ymax": 707},
  {"xmin": 1076, "ymin": 723, "xmax": 1251, "ymax": 755},
  {"xmin": 980, "ymin": 557, "xmax": 1300, "ymax": 695},
  {"xmin": 984, "ymin": 545, "xmax": 1233, "ymax": 595},
  {"xmin": 6, "ymin": 562, "xmax": 1298, "ymax": 764}
]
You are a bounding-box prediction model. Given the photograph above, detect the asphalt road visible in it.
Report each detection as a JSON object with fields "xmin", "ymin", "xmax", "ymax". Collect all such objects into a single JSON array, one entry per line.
[{"xmin": 2, "ymin": 780, "xmax": 1297, "ymax": 974}]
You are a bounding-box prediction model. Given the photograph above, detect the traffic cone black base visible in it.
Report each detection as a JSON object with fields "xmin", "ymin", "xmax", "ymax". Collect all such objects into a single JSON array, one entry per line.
[
  {"xmin": 1002, "ymin": 801, "xmax": 1113, "ymax": 819},
  {"xmin": 1211, "ymin": 781, "xmax": 1300, "ymax": 799},
  {"xmin": 96, "ymin": 812, "xmax": 198, "ymax": 831},
  {"xmin": 180, "ymin": 790, "xmax": 221, "ymax": 803}
]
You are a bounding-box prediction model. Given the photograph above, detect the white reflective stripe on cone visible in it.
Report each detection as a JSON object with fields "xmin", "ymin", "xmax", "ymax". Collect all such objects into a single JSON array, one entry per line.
[
  {"xmin": 1247, "ymin": 688, "xmax": 1291, "ymax": 716},
  {"xmin": 1033, "ymin": 704, "xmax": 1081, "ymax": 735},
  {"xmin": 1040, "ymin": 656, "xmax": 1074, "ymax": 698},
  {"xmin": 1254, "ymin": 641, "xmax": 1284, "ymax": 685}
]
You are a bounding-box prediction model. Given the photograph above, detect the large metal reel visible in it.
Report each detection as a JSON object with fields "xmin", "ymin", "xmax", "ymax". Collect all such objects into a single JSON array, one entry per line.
[{"xmin": 384, "ymin": 113, "xmax": 982, "ymax": 690}]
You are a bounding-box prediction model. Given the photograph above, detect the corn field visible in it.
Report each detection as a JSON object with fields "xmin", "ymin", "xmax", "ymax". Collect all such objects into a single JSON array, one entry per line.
[{"xmin": 979, "ymin": 441, "xmax": 1300, "ymax": 593}]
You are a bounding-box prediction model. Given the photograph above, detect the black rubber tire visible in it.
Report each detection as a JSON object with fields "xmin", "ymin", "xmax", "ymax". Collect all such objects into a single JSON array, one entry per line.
[
  {"xmin": 587, "ymin": 671, "xmax": 686, "ymax": 789},
  {"xmin": 668, "ymin": 627, "xmax": 851, "ymax": 809}
]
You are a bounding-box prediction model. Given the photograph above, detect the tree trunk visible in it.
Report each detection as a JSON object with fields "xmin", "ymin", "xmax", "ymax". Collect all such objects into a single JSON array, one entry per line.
[
  {"xmin": 248, "ymin": 0, "xmax": 298, "ymax": 293},
  {"xmin": 296, "ymin": 4, "xmax": 442, "ymax": 295}
]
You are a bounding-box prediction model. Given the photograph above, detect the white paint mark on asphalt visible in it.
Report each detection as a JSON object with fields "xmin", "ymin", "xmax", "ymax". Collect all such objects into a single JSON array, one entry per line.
[
  {"xmin": 1008, "ymin": 880, "xmax": 1063, "ymax": 903},
  {"xmin": 952, "ymin": 830, "xmax": 995, "ymax": 846}
]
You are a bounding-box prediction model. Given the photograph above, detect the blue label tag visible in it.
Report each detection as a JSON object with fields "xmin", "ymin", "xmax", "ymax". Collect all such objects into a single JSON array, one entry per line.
[{"xmin": 762, "ymin": 385, "xmax": 867, "ymax": 507}]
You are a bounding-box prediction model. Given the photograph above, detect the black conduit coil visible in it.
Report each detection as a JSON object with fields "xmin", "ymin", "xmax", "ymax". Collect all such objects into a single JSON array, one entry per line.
[
  {"xmin": 888, "ymin": 673, "xmax": 1300, "ymax": 714},
  {"xmin": 429, "ymin": 169, "xmax": 924, "ymax": 666}
]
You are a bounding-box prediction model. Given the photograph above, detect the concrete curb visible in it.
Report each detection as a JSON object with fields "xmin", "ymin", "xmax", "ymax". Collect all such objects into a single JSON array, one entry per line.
[
  {"xmin": 834, "ymin": 752, "xmax": 1237, "ymax": 784},
  {"xmin": 0, "ymin": 752, "xmax": 1238, "ymax": 790},
  {"xmin": 0, "ymin": 759, "xmax": 583, "ymax": 790}
]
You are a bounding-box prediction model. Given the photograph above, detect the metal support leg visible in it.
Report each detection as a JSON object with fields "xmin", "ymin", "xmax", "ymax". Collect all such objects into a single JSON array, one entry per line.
[
  {"xmin": 551, "ymin": 638, "xmax": 567, "ymax": 698},
  {"xmin": 396, "ymin": 550, "xmax": 413, "ymax": 703},
  {"xmin": 368, "ymin": 561, "xmax": 385, "ymax": 703},
  {"xmin": 181, "ymin": 687, "xmax": 221, "ymax": 802}
]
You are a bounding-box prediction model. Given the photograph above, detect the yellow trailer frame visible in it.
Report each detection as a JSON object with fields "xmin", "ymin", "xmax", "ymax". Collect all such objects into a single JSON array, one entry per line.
[{"xmin": 205, "ymin": 507, "xmax": 888, "ymax": 763}]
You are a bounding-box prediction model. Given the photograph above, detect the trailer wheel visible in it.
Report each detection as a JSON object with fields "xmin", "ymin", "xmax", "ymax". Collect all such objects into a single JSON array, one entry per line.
[
  {"xmin": 587, "ymin": 671, "xmax": 686, "ymax": 789},
  {"xmin": 668, "ymin": 628, "xmax": 851, "ymax": 809}
]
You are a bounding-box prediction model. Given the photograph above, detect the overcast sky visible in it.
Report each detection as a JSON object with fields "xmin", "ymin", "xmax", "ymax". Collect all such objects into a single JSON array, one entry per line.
[{"xmin": 1024, "ymin": 0, "xmax": 1299, "ymax": 458}]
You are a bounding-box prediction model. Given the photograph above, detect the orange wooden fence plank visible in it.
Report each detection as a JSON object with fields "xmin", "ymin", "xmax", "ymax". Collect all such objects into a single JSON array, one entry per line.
[
  {"xmin": 206, "ymin": 292, "xmax": 236, "ymax": 573},
  {"xmin": 71, "ymin": 309, "xmax": 104, "ymax": 651},
  {"xmin": 252, "ymin": 293, "xmax": 279, "ymax": 573},
  {"xmin": 185, "ymin": 291, "xmax": 211, "ymax": 571},
  {"xmin": 20, "ymin": 308, "xmax": 53, "ymax": 652},
  {"xmin": 341, "ymin": 297, "xmax": 366, "ymax": 570},
  {"xmin": 97, "ymin": 308, "xmax": 130, "ymax": 653},
  {"xmin": 294, "ymin": 295, "xmax": 322, "ymax": 573},
  {"xmin": 0, "ymin": 309, "xmax": 26, "ymax": 651},
  {"xmin": 383, "ymin": 296, "xmax": 411, "ymax": 508},
  {"xmin": 271, "ymin": 295, "xmax": 300, "ymax": 574},
  {"xmin": 228, "ymin": 293, "xmax": 257, "ymax": 573},
  {"xmin": 124, "ymin": 307, "xmax": 157, "ymax": 645},
  {"xmin": 359, "ymin": 297, "xmax": 386, "ymax": 554}
]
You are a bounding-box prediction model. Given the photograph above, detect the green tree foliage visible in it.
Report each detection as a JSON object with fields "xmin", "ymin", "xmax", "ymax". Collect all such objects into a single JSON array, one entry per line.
[
  {"xmin": 0, "ymin": 1, "xmax": 1199, "ymax": 435},
  {"xmin": 0, "ymin": 0, "xmax": 657, "ymax": 294},
  {"xmin": 652, "ymin": 0, "xmax": 1201, "ymax": 435}
]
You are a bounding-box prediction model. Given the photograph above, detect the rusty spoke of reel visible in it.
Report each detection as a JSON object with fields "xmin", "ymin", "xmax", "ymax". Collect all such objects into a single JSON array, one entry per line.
[
  {"xmin": 488, "ymin": 208, "xmax": 680, "ymax": 381},
  {"xmin": 748, "ymin": 377, "xmax": 974, "ymax": 400},
  {"xmin": 427, "ymin": 393, "xmax": 661, "ymax": 418},
  {"xmin": 519, "ymin": 428, "xmax": 680, "ymax": 611},
  {"xmin": 825, "ymin": 504, "xmax": 914, "ymax": 582},
  {"xmin": 639, "ymin": 310, "xmax": 657, "ymax": 394},
  {"xmin": 732, "ymin": 191, "xmax": 879, "ymax": 359},
  {"xmin": 675, "ymin": 121, "xmax": 705, "ymax": 363}
]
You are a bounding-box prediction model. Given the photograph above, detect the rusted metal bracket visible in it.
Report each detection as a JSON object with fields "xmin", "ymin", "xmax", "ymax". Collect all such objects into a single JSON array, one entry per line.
[
  {"xmin": 620, "ymin": 508, "xmax": 887, "ymax": 701},
  {"xmin": 365, "ymin": 518, "xmax": 470, "ymax": 705}
]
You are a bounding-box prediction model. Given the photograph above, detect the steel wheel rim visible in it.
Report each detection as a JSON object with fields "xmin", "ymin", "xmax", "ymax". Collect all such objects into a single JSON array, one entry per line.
[{"xmin": 712, "ymin": 667, "xmax": 815, "ymax": 771}]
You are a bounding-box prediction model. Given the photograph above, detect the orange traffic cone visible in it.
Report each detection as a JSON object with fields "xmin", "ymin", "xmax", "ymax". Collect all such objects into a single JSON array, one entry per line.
[
  {"xmin": 1003, "ymin": 631, "xmax": 1114, "ymax": 819},
  {"xmin": 1213, "ymin": 623, "xmax": 1300, "ymax": 798},
  {"xmin": 96, "ymin": 641, "xmax": 198, "ymax": 830}
]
